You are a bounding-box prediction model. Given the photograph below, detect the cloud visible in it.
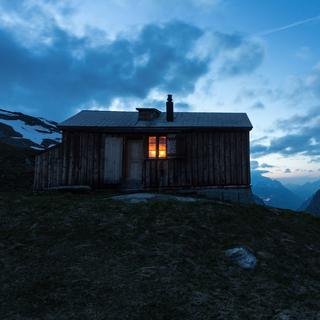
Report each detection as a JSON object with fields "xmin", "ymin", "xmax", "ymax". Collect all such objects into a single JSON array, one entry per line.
[
  {"xmin": 256, "ymin": 170, "xmax": 270, "ymax": 175},
  {"xmin": 0, "ymin": 20, "xmax": 209, "ymax": 119},
  {"xmin": 250, "ymin": 160, "xmax": 274, "ymax": 170},
  {"xmin": 137, "ymin": 99, "xmax": 192, "ymax": 111},
  {"xmin": 284, "ymin": 168, "xmax": 291, "ymax": 173},
  {"xmin": 250, "ymin": 160, "xmax": 259, "ymax": 170},
  {"xmin": 306, "ymin": 64, "xmax": 320, "ymax": 97},
  {"xmin": 276, "ymin": 106, "xmax": 319, "ymax": 131},
  {"xmin": 0, "ymin": 1, "xmax": 265, "ymax": 119},
  {"xmin": 252, "ymin": 106, "xmax": 320, "ymax": 159},
  {"xmin": 276, "ymin": 63, "xmax": 320, "ymax": 102},
  {"xmin": 0, "ymin": 0, "xmax": 74, "ymax": 44},
  {"xmin": 188, "ymin": 31, "xmax": 264, "ymax": 79},
  {"xmin": 260, "ymin": 163, "xmax": 274, "ymax": 168},
  {"xmin": 217, "ymin": 35, "xmax": 264, "ymax": 76},
  {"xmin": 0, "ymin": 0, "xmax": 222, "ymax": 38},
  {"xmin": 251, "ymin": 144, "xmax": 269, "ymax": 155},
  {"xmin": 251, "ymin": 100, "xmax": 265, "ymax": 109},
  {"xmin": 252, "ymin": 136, "xmax": 268, "ymax": 144}
]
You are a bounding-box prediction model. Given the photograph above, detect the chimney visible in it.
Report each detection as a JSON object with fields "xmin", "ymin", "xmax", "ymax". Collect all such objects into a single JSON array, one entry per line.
[{"xmin": 166, "ymin": 94, "xmax": 174, "ymax": 121}]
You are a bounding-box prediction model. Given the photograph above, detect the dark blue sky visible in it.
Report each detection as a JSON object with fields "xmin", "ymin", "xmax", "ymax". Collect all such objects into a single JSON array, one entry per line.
[{"xmin": 0, "ymin": 0, "xmax": 320, "ymax": 183}]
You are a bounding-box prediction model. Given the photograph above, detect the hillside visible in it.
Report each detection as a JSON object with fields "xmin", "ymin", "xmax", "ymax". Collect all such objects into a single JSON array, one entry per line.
[
  {"xmin": 285, "ymin": 180, "xmax": 320, "ymax": 203},
  {"xmin": 0, "ymin": 142, "xmax": 36, "ymax": 190},
  {"xmin": 301, "ymin": 190, "xmax": 320, "ymax": 216},
  {"xmin": 1, "ymin": 192, "xmax": 320, "ymax": 319},
  {"xmin": 0, "ymin": 109, "xmax": 61, "ymax": 190},
  {"xmin": 0, "ymin": 109, "xmax": 61, "ymax": 150}
]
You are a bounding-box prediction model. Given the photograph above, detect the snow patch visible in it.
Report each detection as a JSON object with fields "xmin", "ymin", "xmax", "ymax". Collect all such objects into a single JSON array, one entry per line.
[
  {"xmin": 39, "ymin": 117, "xmax": 57, "ymax": 127},
  {"xmin": 225, "ymin": 246, "xmax": 257, "ymax": 269},
  {"xmin": 47, "ymin": 144, "xmax": 58, "ymax": 148},
  {"xmin": 0, "ymin": 118, "xmax": 61, "ymax": 145},
  {"xmin": 30, "ymin": 146, "xmax": 45, "ymax": 150}
]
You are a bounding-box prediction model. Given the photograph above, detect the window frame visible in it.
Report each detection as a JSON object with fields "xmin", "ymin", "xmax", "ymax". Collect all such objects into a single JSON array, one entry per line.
[
  {"xmin": 148, "ymin": 136, "xmax": 158, "ymax": 159},
  {"xmin": 147, "ymin": 135, "xmax": 167, "ymax": 159},
  {"xmin": 146, "ymin": 134, "xmax": 185, "ymax": 159}
]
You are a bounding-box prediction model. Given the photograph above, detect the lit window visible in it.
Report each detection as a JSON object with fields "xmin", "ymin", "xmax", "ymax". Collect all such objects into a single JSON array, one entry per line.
[
  {"xmin": 148, "ymin": 136, "xmax": 167, "ymax": 158},
  {"xmin": 148, "ymin": 136, "xmax": 157, "ymax": 158},
  {"xmin": 158, "ymin": 136, "xmax": 167, "ymax": 158}
]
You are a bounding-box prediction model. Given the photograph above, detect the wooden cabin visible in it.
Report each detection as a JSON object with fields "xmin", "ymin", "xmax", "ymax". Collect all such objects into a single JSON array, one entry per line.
[{"xmin": 34, "ymin": 95, "xmax": 253, "ymax": 191}]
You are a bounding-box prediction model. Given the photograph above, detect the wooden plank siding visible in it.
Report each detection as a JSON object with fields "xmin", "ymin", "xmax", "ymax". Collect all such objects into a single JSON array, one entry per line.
[
  {"xmin": 143, "ymin": 131, "xmax": 250, "ymax": 189},
  {"xmin": 34, "ymin": 132, "xmax": 106, "ymax": 190},
  {"xmin": 34, "ymin": 143, "xmax": 64, "ymax": 191},
  {"xmin": 34, "ymin": 130, "xmax": 251, "ymax": 191}
]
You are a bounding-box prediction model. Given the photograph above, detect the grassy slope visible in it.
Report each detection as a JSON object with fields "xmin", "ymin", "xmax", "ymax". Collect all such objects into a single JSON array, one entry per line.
[
  {"xmin": 0, "ymin": 142, "xmax": 35, "ymax": 191},
  {"xmin": 1, "ymin": 192, "xmax": 320, "ymax": 320}
]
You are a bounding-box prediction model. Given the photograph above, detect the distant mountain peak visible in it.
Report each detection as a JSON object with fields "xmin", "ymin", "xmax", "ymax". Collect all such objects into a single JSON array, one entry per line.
[
  {"xmin": 251, "ymin": 170, "xmax": 302, "ymax": 210},
  {"xmin": 285, "ymin": 179, "xmax": 320, "ymax": 203}
]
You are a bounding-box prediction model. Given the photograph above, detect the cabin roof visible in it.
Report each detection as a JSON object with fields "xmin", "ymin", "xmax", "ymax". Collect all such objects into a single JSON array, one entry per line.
[{"xmin": 59, "ymin": 110, "xmax": 253, "ymax": 130}]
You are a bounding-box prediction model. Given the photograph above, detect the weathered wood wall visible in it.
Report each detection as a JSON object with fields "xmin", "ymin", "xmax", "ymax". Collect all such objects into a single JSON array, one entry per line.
[
  {"xmin": 62, "ymin": 132, "xmax": 103, "ymax": 187},
  {"xmin": 144, "ymin": 131, "xmax": 250, "ymax": 188},
  {"xmin": 34, "ymin": 130, "xmax": 250, "ymax": 191},
  {"xmin": 34, "ymin": 144, "xmax": 64, "ymax": 191},
  {"xmin": 34, "ymin": 132, "xmax": 104, "ymax": 190}
]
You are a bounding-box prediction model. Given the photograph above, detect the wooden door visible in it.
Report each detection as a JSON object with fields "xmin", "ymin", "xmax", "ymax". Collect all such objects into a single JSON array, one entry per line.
[
  {"xmin": 126, "ymin": 140, "xmax": 143, "ymax": 186},
  {"xmin": 104, "ymin": 136, "xmax": 123, "ymax": 184}
]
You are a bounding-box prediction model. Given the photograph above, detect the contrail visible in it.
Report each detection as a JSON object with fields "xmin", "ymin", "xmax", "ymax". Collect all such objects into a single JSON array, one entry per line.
[{"xmin": 257, "ymin": 14, "xmax": 320, "ymax": 36}]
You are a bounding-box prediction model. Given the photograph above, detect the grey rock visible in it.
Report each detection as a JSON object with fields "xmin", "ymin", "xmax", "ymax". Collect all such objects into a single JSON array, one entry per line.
[{"xmin": 225, "ymin": 246, "xmax": 257, "ymax": 269}]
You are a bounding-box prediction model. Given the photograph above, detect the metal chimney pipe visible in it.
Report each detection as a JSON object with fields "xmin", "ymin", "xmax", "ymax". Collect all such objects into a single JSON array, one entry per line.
[{"xmin": 166, "ymin": 94, "xmax": 174, "ymax": 122}]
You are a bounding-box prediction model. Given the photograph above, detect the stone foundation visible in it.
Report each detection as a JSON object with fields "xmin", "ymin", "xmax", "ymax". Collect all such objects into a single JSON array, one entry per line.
[{"xmin": 195, "ymin": 187, "xmax": 263, "ymax": 205}]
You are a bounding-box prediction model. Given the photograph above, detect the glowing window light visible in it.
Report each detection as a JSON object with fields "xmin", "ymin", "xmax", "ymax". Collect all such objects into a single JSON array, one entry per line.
[
  {"xmin": 148, "ymin": 136, "xmax": 157, "ymax": 158},
  {"xmin": 158, "ymin": 136, "xmax": 167, "ymax": 158}
]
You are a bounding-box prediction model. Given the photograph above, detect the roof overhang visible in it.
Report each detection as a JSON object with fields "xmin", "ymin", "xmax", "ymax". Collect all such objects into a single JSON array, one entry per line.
[{"xmin": 58, "ymin": 125, "xmax": 253, "ymax": 133}]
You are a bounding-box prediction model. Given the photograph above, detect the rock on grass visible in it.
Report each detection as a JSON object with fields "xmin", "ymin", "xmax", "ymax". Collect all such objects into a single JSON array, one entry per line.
[{"xmin": 225, "ymin": 246, "xmax": 257, "ymax": 269}]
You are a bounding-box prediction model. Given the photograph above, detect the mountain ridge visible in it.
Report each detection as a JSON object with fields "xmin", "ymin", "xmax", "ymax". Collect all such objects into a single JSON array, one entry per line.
[
  {"xmin": 299, "ymin": 189, "xmax": 320, "ymax": 216},
  {"xmin": 285, "ymin": 180, "xmax": 320, "ymax": 203},
  {"xmin": 251, "ymin": 170, "xmax": 302, "ymax": 210},
  {"xmin": 0, "ymin": 108, "xmax": 61, "ymax": 190},
  {"xmin": 0, "ymin": 108, "xmax": 61, "ymax": 150}
]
